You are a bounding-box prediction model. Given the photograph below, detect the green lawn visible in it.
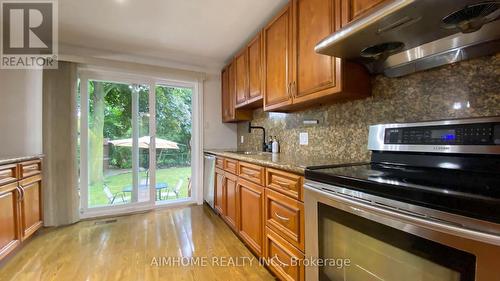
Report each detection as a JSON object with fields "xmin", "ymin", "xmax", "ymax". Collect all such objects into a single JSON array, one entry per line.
[{"xmin": 89, "ymin": 167, "xmax": 191, "ymax": 207}]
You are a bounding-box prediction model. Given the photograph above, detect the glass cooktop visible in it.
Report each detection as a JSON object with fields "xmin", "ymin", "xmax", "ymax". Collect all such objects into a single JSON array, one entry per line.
[{"xmin": 305, "ymin": 163, "xmax": 500, "ymax": 223}]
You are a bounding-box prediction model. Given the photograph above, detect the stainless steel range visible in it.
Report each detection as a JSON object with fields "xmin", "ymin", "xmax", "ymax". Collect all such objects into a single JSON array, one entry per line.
[{"xmin": 304, "ymin": 116, "xmax": 500, "ymax": 281}]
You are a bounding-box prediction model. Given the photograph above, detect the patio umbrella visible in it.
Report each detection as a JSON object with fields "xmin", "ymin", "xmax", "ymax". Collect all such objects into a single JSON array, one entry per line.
[
  {"xmin": 109, "ymin": 136, "xmax": 179, "ymax": 150},
  {"xmin": 109, "ymin": 136, "xmax": 180, "ymax": 185}
]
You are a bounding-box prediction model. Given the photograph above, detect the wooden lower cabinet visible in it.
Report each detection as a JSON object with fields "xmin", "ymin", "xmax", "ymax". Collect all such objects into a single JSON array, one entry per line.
[
  {"xmin": 213, "ymin": 157, "xmax": 305, "ymax": 281},
  {"xmin": 19, "ymin": 175, "xmax": 43, "ymax": 240},
  {"xmin": 223, "ymin": 172, "xmax": 239, "ymax": 231},
  {"xmin": 0, "ymin": 158, "xmax": 43, "ymax": 262},
  {"xmin": 237, "ymin": 178, "xmax": 264, "ymax": 256},
  {"xmin": 265, "ymin": 188, "xmax": 305, "ymax": 251},
  {"xmin": 214, "ymin": 168, "xmax": 225, "ymax": 215},
  {"xmin": 265, "ymin": 227, "xmax": 305, "ymax": 281},
  {"xmin": 266, "ymin": 168, "xmax": 303, "ymax": 201},
  {"xmin": 0, "ymin": 183, "xmax": 22, "ymax": 260}
]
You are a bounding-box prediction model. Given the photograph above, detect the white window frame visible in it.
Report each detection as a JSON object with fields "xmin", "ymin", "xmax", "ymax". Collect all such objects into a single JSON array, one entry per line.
[{"xmin": 79, "ymin": 67, "xmax": 204, "ymax": 219}]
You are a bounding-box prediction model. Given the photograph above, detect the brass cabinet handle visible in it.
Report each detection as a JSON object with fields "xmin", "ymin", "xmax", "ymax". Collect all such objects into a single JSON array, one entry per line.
[
  {"xmin": 292, "ymin": 81, "xmax": 296, "ymax": 97},
  {"xmin": 274, "ymin": 212, "xmax": 290, "ymax": 222}
]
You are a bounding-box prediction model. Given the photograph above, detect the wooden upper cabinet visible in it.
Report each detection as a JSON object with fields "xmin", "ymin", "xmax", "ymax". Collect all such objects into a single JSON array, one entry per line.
[
  {"xmin": 263, "ymin": 4, "xmax": 293, "ymax": 111},
  {"xmin": 221, "ymin": 63, "xmax": 252, "ymax": 123},
  {"xmin": 247, "ymin": 33, "xmax": 263, "ymax": 104},
  {"xmin": 221, "ymin": 67, "xmax": 231, "ymax": 122},
  {"xmin": 292, "ymin": 0, "xmax": 341, "ymax": 104},
  {"xmin": 228, "ymin": 62, "xmax": 237, "ymax": 120},
  {"xmin": 235, "ymin": 50, "xmax": 248, "ymax": 108},
  {"xmin": 260, "ymin": 0, "xmax": 370, "ymax": 112},
  {"xmin": 345, "ymin": 0, "xmax": 387, "ymax": 22}
]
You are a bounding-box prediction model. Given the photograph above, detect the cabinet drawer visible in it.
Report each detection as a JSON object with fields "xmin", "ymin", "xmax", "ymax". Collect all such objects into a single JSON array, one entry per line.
[
  {"xmin": 265, "ymin": 188, "xmax": 305, "ymax": 251},
  {"xmin": 266, "ymin": 168, "xmax": 303, "ymax": 201},
  {"xmin": 224, "ymin": 158, "xmax": 238, "ymax": 175},
  {"xmin": 0, "ymin": 164, "xmax": 18, "ymax": 186},
  {"xmin": 19, "ymin": 160, "xmax": 42, "ymax": 179},
  {"xmin": 215, "ymin": 157, "xmax": 224, "ymax": 169},
  {"xmin": 265, "ymin": 227, "xmax": 304, "ymax": 281},
  {"xmin": 238, "ymin": 161, "xmax": 265, "ymax": 185}
]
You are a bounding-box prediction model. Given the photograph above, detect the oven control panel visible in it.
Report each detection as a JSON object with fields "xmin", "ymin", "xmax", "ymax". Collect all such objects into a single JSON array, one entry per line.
[{"xmin": 384, "ymin": 123, "xmax": 500, "ymax": 145}]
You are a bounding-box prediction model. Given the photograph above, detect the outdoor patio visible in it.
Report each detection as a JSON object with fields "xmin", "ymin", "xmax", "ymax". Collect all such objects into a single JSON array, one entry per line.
[{"xmin": 89, "ymin": 166, "xmax": 191, "ymax": 207}]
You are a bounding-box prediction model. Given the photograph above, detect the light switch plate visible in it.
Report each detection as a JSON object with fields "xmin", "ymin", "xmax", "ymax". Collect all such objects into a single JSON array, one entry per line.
[
  {"xmin": 240, "ymin": 135, "xmax": 244, "ymax": 144},
  {"xmin": 299, "ymin": 132, "xmax": 308, "ymax": 145}
]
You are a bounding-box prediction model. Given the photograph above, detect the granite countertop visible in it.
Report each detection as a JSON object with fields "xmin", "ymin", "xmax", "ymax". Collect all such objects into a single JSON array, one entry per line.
[
  {"xmin": 204, "ymin": 149, "xmax": 357, "ymax": 175},
  {"xmin": 0, "ymin": 155, "xmax": 44, "ymax": 166}
]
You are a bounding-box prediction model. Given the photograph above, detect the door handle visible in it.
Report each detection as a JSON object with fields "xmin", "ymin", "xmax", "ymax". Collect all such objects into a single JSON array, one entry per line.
[{"xmin": 292, "ymin": 81, "xmax": 296, "ymax": 97}]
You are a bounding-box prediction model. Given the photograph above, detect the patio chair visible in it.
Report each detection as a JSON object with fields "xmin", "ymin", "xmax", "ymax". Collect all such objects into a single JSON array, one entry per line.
[
  {"xmin": 103, "ymin": 184, "xmax": 126, "ymax": 204},
  {"xmin": 164, "ymin": 179, "xmax": 183, "ymax": 199}
]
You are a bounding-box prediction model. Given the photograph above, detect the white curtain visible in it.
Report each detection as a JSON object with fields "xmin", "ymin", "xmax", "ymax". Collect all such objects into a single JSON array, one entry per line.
[{"xmin": 42, "ymin": 61, "xmax": 80, "ymax": 226}]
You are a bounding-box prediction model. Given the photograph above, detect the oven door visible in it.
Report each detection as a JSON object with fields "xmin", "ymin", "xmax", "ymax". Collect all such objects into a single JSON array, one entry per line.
[{"xmin": 304, "ymin": 181, "xmax": 500, "ymax": 281}]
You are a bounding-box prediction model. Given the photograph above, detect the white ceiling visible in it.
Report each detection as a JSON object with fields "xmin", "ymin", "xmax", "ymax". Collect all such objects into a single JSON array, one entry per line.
[{"xmin": 59, "ymin": 0, "xmax": 288, "ymax": 72}]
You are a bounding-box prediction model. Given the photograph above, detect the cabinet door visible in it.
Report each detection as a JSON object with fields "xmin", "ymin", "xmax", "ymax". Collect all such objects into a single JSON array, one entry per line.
[
  {"xmin": 19, "ymin": 175, "xmax": 43, "ymax": 240},
  {"xmin": 214, "ymin": 168, "xmax": 225, "ymax": 215},
  {"xmin": 0, "ymin": 183, "xmax": 21, "ymax": 260},
  {"xmin": 228, "ymin": 62, "xmax": 237, "ymax": 120},
  {"xmin": 292, "ymin": 0, "xmax": 342, "ymax": 104},
  {"xmin": 221, "ymin": 67, "xmax": 230, "ymax": 122},
  {"xmin": 235, "ymin": 50, "xmax": 248, "ymax": 107},
  {"xmin": 247, "ymin": 34, "xmax": 263, "ymax": 102},
  {"xmin": 237, "ymin": 179, "xmax": 264, "ymax": 256},
  {"xmin": 223, "ymin": 172, "xmax": 238, "ymax": 231},
  {"xmin": 263, "ymin": 4, "xmax": 293, "ymax": 111},
  {"xmin": 343, "ymin": 0, "xmax": 387, "ymax": 23}
]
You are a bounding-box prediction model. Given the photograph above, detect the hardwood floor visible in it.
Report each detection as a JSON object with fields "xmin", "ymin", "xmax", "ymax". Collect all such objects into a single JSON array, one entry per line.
[{"xmin": 0, "ymin": 205, "xmax": 275, "ymax": 281}]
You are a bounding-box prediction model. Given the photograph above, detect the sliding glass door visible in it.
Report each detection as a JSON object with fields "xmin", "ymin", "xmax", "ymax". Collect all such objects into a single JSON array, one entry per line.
[
  {"xmin": 82, "ymin": 79, "xmax": 150, "ymax": 210},
  {"xmin": 154, "ymin": 85, "xmax": 192, "ymax": 204},
  {"xmin": 79, "ymin": 71, "xmax": 195, "ymax": 217}
]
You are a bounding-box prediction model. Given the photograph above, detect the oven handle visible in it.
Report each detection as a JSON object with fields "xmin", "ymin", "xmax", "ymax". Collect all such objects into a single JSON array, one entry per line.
[{"xmin": 305, "ymin": 184, "xmax": 500, "ymax": 246}]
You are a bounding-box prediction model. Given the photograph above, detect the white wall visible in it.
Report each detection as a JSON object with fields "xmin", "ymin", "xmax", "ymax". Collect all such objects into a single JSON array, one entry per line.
[
  {"xmin": 0, "ymin": 69, "xmax": 43, "ymax": 156},
  {"xmin": 203, "ymin": 73, "xmax": 237, "ymax": 150}
]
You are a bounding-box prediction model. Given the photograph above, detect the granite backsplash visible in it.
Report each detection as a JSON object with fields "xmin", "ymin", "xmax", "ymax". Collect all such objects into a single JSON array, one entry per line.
[{"xmin": 237, "ymin": 53, "xmax": 500, "ymax": 162}]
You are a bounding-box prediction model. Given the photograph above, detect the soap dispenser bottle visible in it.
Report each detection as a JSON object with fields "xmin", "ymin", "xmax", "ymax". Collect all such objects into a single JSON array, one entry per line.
[{"xmin": 272, "ymin": 136, "xmax": 280, "ymax": 154}]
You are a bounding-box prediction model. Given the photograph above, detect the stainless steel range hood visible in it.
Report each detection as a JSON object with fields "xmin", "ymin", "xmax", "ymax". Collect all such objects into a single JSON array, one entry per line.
[{"xmin": 315, "ymin": 0, "xmax": 500, "ymax": 77}]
